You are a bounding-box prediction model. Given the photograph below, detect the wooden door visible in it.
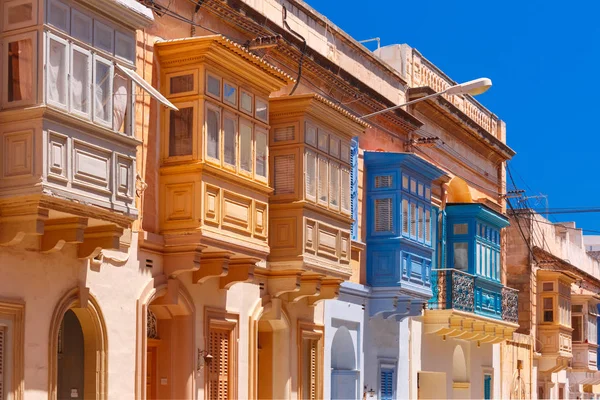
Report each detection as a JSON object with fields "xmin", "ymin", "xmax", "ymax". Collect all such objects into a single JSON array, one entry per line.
[{"xmin": 146, "ymin": 345, "xmax": 157, "ymax": 400}]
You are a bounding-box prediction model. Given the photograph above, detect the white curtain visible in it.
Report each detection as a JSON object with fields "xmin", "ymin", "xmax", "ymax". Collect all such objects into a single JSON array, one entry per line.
[
  {"xmin": 113, "ymin": 73, "xmax": 128, "ymax": 132},
  {"xmin": 48, "ymin": 39, "xmax": 65, "ymax": 104},
  {"xmin": 206, "ymin": 109, "xmax": 219, "ymax": 159},
  {"xmin": 94, "ymin": 61, "xmax": 111, "ymax": 122},
  {"xmin": 71, "ymin": 51, "xmax": 89, "ymax": 113}
]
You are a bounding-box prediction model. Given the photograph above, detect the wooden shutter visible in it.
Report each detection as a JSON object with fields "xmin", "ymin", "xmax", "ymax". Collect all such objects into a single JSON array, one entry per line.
[
  {"xmin": 305, "ymin": 151, "xmax": 316, "ymax": 200},
  {"xmin": 208, "ymin": 327, "xmax": 230, "ymax": 400},
  {"xmin": 0, "ymin": 327, "xmax": 4, "ymax": 400},
  {"xmin": 274, "ymin": 154, "xmax": 295, "ymax": 195},
  {"xmin": 318, "ymin": 157, "xmax": 328, "ymax": 204},
  {"xmin": 350, "ymin": 138, "xmax": 358, "ymax": 240},
  {"xmin": 341, "ymin": 168, "xmax": 350, "ymax": 213},
  {"xmin": 375, "ymin": 198, "xmax": 392, "ymax": 232},
  {"xmin": 484, "ymin": 374, "xmax": 492, "ymax": 400},
  {"xmin": 308, "ymin": 339, "xmax": 318, "ymax": 400},
  {"xmin": 274, "ymin": 125, "xmax": 295, "ymax": 142},
  {"xmin": 380, "ymin": 368, "xmax": 393, "ymax": 400},
  {"xmin": 375, "ymin": 175, "xmax": 392, "ymax": 189}
]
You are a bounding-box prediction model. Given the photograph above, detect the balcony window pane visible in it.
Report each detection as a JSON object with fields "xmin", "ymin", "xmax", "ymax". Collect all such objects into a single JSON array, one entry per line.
[
  {"xmin": 329, "ymin": 163, "xmax": 339, "ymax": 209},
  {"xmin": 206, "ymin": 74, "xmax": 220, "ymax": 98},
  {"xmin": 223, "ymin": 82, "xmax": 237, "ymax": 106},
  {"xmin": 542, "ymin": 282, "xmax": 554, "ymax": 292},
  {"xmin": 7, "ymin": 38, "xmax": 33, "ymax": 102},
  {"xmin": 169, "ymin": 107, "xmax": 193, "ymax": 157},
  {"xmin": 71, "ymin": 46, "xmax": 91, "ymax": 115},
  {"xmin": 410, "ymin": 179, "xmax": 416, "ymax": 194},
  {"xmin": 543, "ymin": 297, "xmax": 554, "ymax": 322},
  {"xmin": 341, "ymin": 168, "xmax": 350, "ymax": 213},
  {"xmin": 453, "ymin": 243, "xmax": 468, "ymax": 270},
  {"xmin": 48, "ymin": 35, "xmax": 68, "ymax": 106},
  {"xmin": 453, "ymin": 223, "xmax": 468, "ymax": 235},
  {"xmin": 572, "ymin": 315, "xmax": 583, "ymax": 342},
  {"xmin": 402, "ymin": 199, "xmax": 409, "ymax": 234},
  {"xmin": 417, "ymin": 205, "xmax": 424, "ymax": 241},
  {"xmin": 318, "ymin": 157, "xmax": 328, "ymax": 204},
  {"xmin": 170, "ymin": 74, "xmax": 194, "ymax": 95},
  {"xmin": 241, "ymin": 90, "xmax": 252, "ymax": 114},
  {"xmin": 94, "ymin": 57, "xmax": 113, "ymax": 125},
  {"xmin": 113, "ymin": 72, "xmax": 129, "ymax": 133},
  {"xmin": 224, "ymin": 115, "xmax": 236, "ymax": 166},
  {"xmin": 255, "ymin": 97, "xmax": 268, "ymax": 122},
  {"xmin": 410, "ymin": 203, "xmax": 416, "ymax": 237},
  {"xmin": 402, "ymin": 175, "xmax": 409, "ymax": 190},
  {"xmin": 305, "ymin": 151, "xmax": 316, "ymax": 200},
  {"xmin": 255, "ymin": 129, "xmax": 267, "ymax": 178},
  {"xmin": 239, "ymin": 121, "xmax": 252, "ymax": 172},
  {"xmin": 425, "ymin": 209, "xmax": 431, "ymax": 243},
  {"xmin": 206, "ymin": 107, "xmax": 220, "ymax": 160},
  {"xmin": 375, "ymin": 198, "xmax": 392, "ymax": 232}
]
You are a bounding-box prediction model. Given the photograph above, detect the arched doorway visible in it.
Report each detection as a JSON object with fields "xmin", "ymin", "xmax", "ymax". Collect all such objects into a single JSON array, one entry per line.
[
  {"xmin": 255, "ymin": 301, "xmax": 290, "ymax": 400},
  {"xmin": 330, "ymin": 326, "xmax": 358, "ymax": 399},
  {"xmin": 49, "ymin": 289, "xmax": 107, "ymax": 400},
  {"xmin": 452, "ymin": 344, "xmax": 469, "ymax": 399},
  {"xmin": 144, "ymin": 286, "xmax": 194, "ymax": 400}
]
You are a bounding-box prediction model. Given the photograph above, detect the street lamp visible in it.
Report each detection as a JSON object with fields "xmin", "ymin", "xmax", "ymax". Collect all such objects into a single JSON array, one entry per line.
[{"xmin": 361, "ymin": 77, "xmax": 492, "ymax": 119}]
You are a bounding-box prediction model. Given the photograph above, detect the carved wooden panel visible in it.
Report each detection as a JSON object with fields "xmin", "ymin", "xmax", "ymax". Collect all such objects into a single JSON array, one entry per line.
[
  {"xmin": 72, "ymin": 140, "xmax": 111, "ymax": 192},
  {"xmin": 165, "ymin": 182, "xmax": 194, "ymax": 222},
  {"xmin": 271, "ymin": 217, "xmax": 297, "ymax": 250},
  {"xmin": 116, "ymin": 155, "xmax": 133, "ymax": 200},
  {"xmin": 305, "ymin": 219, "xmax": 316, "ymax": 254},
  {"xmin": 204, "ymin": 184, "xmax": 220, "ymax": 226},
  {"xmin": 316, "ymin": 223, "xmax": 339, "ymax": 260},
  {"xmin": 3, "ymin": 130, "xmax": 33, "ymax": 178},
  {"xmin": 222, "ymin": 191, "xmax": 251, "ymax": 234},
  {"xmin": 48, "ymin": 131, "xmax": 68, "ymax": 182},
  {"xmin": 254, "ymin": 200, "xmax": 267, "ymax": 239}
]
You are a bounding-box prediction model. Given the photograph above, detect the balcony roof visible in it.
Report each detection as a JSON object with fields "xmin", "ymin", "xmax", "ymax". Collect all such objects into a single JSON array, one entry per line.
[
  {"xmin": 446, "ymin": 203, "xmax": 509, "ymax": 228},
  {"xmin": 364, "ymin": 151, "xmax": 451, "ymax": 182}
]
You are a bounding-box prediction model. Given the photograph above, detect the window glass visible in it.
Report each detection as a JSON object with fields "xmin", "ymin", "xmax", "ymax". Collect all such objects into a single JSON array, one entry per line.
[
  {"xmin": 453, "ymin": 242, "xmax": 468, "ymax": 270},
  {"xmin": 572, "ymin": 304, "xmax": 583, "ymax": 313},
  {"xmin": 113, "ymin": 72, "xmax": 129, "ymax": 133},
  {"xmin": 255, "ymin": 129, "xmax": 267, "ymax": 178},
  {"xmin": 93, "ymin": 21, "xmax": 114, "ymax": 53},
  {"xmin": 402, "ymin": 175, "xmax": 409, "ymax": 190},
  {"xmin": 305, "ymin": 151, "xmax": 316, "ymax": 200},
  {"xmin": 115, "ymin": 31, "xmax": 134, "ymax": 63},
  {"xmin": 318, "ymin": 130, "xmax": 328, "ymax": 152},
  {"xmin": 170, "ymin": 74, "xmax": 194, "ymax": 95},
  {"xmin": 318, "ymin": 157, "xmax": 328, "ymax": 204},
  {"xmin": 169, "ymin": 107, "xmax": 193, "ymax": 157},
  {"xmin": 417, "ymin": 205, "xmax": 424, "ymax": 241},
  {"xmin": 542, "ymin": 282, "xmax": 554, "ymax": 292},
  {"xmin": 71, "ymin": 9, "xmax": 92, "ymax": 43},
  {"xmin": 410, "ymin": 179, "xmax": 417, "ymax": 194},
  {"xmin": 223, "ymin": 115, "xmax": 236, "ymax": 167},
  {"xmin": 402, "ymin": 199, "xmax": 409, "ymax": 234},
  {"xmin": 425, "ymin": 209, "xmax": 431, "ymax": 243},
  {"xmin": 7, "ymin": 37, "xmax": 34, "ymax": 102},
  {"xmin": 418, "ymin": 183, "xmax": 424, "ymax": 197},
  {"xmin": 206, "ymin": 107, "xmax": 220, "ymax": 160},
  {"xmin": 71, "ymin": 46, "xmax": 90, "ymax": 115},
  {"xmin": 453, "ymin": 223, "xmax": 468, "ymax": 235},
  {"xmin": 48, "ymin": 0, "xmax": 69, "ymax": 32},
  {"xmin": 240, "ymin": 90, "xmax": 252, "ymax": 114},
  {"xmin": 425, "ymin": 186, "xmax": 431, "ymax": 200},
  {"xmin": 255, "ymin": 97, "xmax": 268, "ymax": 121},
  {"xmin": 207, "ymin": 74, "xmax": 220, "ymax": 98},
  {"xmin": 543, "ymin": 297, "xmax": 554, "ymax": 322},
  {"xmin": 305, "ymin": 123, "xmax": 317, "ymax": 146},
  {"xmin": 239, "ymin": 121, "xmax": 252, "ymax": 172},
  {"xmin": 329, "ymin": 163, "xmax": 339, "ymax": 209},
  {"xmin": 410, "ymin": 202, "xmax": 417, "ymax": 237},
  {"xmin": 48, "ymin": 35, "xmax": 68, "ymax": 106},
  {"xmin": 329, "ymin": 136, "xmax": 340, "ymax": 158},
  {"xmin": 340, "ymin": 143, "xmax": 350, "ymax": 163},
  {"xmin": 94, "ymin": 57, "xmax": 112, "ymax": 124},
  {"xmin": 223, "ymin": 82, "xmax": 237, "ymax": 106},
  {"xmin": 572, "ymin": 315, "xmax": 583, "ymax": 342}
]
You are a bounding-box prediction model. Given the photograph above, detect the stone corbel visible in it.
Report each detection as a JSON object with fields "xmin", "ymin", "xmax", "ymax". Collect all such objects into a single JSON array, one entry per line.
[
  {"xmin": 0, "ymin": 206, "xmax": 48, "ymax": 246},
  {"xmin": 163, "ymin": 245, "xmax": 206, "ymax": 277},
  {"xmin": 41, "ymin": 217, "xmax": 88, "ymax": 252},
  {"xmin": 192, "ymin": 252, "xmax": 233, "ymax": 284},
  {"xmin": 77, "ymin": 225, "xmax": 123, "ymax": 259},
  {"xmin": 219, "ymin": 258, "xmax": 259, "ymax": 290},
  {"xmin": 264, "ymin": 271, "xmax": 302, "ymax": 298},
  {"xmin": 383, "ymin": 301, "xmax": 425, "ymax": 322},
  {"xmin": 308, "ymin": 280, "xmax": 342, "ymax": 306},
  {"xmin": 152, "ymin": 278, "xmax": 179, "ymax": 306},
  {"xmin": 285, "ymin": 277, "xmax": 322, "ymax": 303}
]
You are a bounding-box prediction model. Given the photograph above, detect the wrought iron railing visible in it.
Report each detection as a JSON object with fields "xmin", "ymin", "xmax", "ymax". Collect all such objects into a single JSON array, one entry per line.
[{"xmin": 501, "ymin": 287, "xmax": 519, "ymax": 324}]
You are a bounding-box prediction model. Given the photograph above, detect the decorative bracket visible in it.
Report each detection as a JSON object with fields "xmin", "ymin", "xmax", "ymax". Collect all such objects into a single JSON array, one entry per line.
[
  {"xmin": 192, "ymin": 252, "xmax": 233, "ymax": 284},
  {"xmin": 285, "ymin": 276, "xmax": 322, "ymax": 303},
  {"xmin": 163, "ymin": 245, "xmax": 205, "ymax": 277},
  {"xmin": 263, "ymin": 271, "xmax": 302, "ymax": 298},
  {"xmin": 219, "ymin": 258, "xmax": 259, "ymax": 290},
  {"xmin": 41, "ymin": 217, "xmax": 88, "ymax": 252},
  {"xmin": 77, "ymin": 225, "xmax": 123, "ymax": 259},
  {"xmin": 308, "ymin": 280, "xmax": 341, "ymax": 306},
  {"xmin": 0, "ymin": 206, "xmax": 48, "ymax": 246}
]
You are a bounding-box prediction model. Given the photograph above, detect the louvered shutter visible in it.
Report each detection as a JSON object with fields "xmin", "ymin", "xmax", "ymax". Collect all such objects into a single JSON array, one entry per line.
[
  {"xmin": 208, "ymin": 327, "xmax": 230, "ymax": 400},
  {"xmin": 341, "ymin": 168, "xmax": 350, "ymax": 214},
  {"xmin": 375, "ymin": 198, "xmax": 392, "ymax": 232},
  {"xmin": 274, "ymin": 125, "xmax": 295, "ymax": 142},
  {"xmin": 0, "ymin": 327, "xmax": 4, "ymax": 400},
  {"xmin": 375, "ymin": 175, "xmax": 392, "ymax": 188},
  {"xmin": 350, "ymin": 138, "xmax": 358, "ymax": 240},
  {"xmin": 318, "ymin": 157, "xmax": 328, "ymax": 204},
  {"xmin": 484, "ymin": 374, "xmax": 492, "ymax": 399},
  {"xmin": 380, "ymin": 368, "xmax": 394, "ymax": 400},
  {"xmin": 309, "ymin": 339, "xmax": 318, "ymax": 400},
  {"xmin": 274, "ymin": 154, "xmax": 295, "ymax": 195},
  {"xmin": 305, "ymin": 151, "xmax": 316, "ymax": 200},
  {"xmin": 329, "ymin": 163, "xmax": 339, "ymax": 209}
]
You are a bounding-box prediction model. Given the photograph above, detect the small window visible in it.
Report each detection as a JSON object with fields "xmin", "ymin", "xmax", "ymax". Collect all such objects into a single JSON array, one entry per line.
[
  {"xmin": 274, "ymin": 125, "xmax": 295, "ymax": 142},
  {"xmin": 542, "ymin": 282, "xmax": 554, "ymax": 292},
  {"xmin": 169, "ymin": 73, "xmax": 195, "ymax": 95},
  {"xmin": 115, "ymin": 31, "xmax": 135, "ymax": 63},
  {"xmin": 340, "ymin": 143, "xmax": 350, "ymax": 163},
  {"xmin": 543, "ymin": 297, "xmax": 554, "ymax": 322},
  {"xmin": 168, "ymin": 107, "xmax": 193, "ymax": 157},
  {"xmin": 318, "ymin": 157, "xmax": 328, "ymax": 204},
  {"xmin": 4, "ymin": 0, "xmax": 36, "ymax": 31},
  {"xmin": 453, "ymin": 242, "xmax": 468, "ymax": 270},
  {"xmin": 71, "ymin": 9, "xmax": 92, "ymax": 43},
  {"xmin": 70, "ymin": 45, "xmax": 91, "ymax": 117},
  {"xmin": 572, "ymin": 304, "xmax": 583, "ymax": 313},
  {"xmin": 240, "ymin": 90, "xmax": 253, "ymax": 114},
  {"xmin": 418, "ymin": 183, "xmax": 424, "ymax": 197},
  {"xmin": 402, "ymin": 199, "xmax": 409, "ymax": 234},
  {"xmin": 305, "ymin": 123, "xmax": 317, "ymax": 146},
  {"xmin": 239, "ymin": 120, "xmax": 252, "ymax": 173},
  {"xmin": 375, "ymin": 198, "xmax": 392, "ymax": 232},
  {"xmin": 425, "ymin": 186, "xmax": 431, "ymax": 200},
  {"xmin": 255, "ymin": 128, "xmax": 267, "ymax": 178},
  {"xmin": 223, "ymin": 81, "xmax": 237, "ymax": 106},
  {"xmin": 47, "ymin": 0, "xmax": 69, "ymax": 32},
  {"xmin": 206, "ymin": 106, "xmax": 220, "ymax": 160},
  {"xmin": 402, "ymin": 175, "xmax": 409, "ymax": 190},
  {"xmin": 255, "ymin": 97, "xmax": 268, "ymax": 122},
  {"xmin": 329, "ymin": 163, "xmax": 339, "ymax": 209},
  {"xmin": 93, "ymin": 55, "xmax": 113, "ymax": 126},
  {"xmin": 341, "ymin": 168, "xmax": 350, "ymax": 213},
  {"xmin": 223, "ymin": 114, "xmax": 237, "ymax": 167},
  {"xmin": 329, "ymin": 136, "xmax": 340, "ymax": 158},
  {"xmin": 453, "ymin": 223, "xmax": 468, "ymax": 235},
  {"xmin": 113, "ymin": 72, "xmax": 131, "ymax": 134},
  {"xmin": 206, "ymin": 73, "xmax": 221, "ymax": 99},
  {"xmin": 318, "ymin": 130, "xmax": 328, "ymax": 152},
  {"xmin": 410, "ymin": 203, "xmax": 417, "ymax": 237},
  {"xmin": 6, "ymin": 35, "xmax": 35, "ymax": 103},
  {"xmin": 410, "ymin": 178, "xmax": 417, "ymax": 194},
  {"xmin": 375, "ymin": 175, "xmax": 392, "ymax": 189},
  {"xmin": 47, "ymin": 33, "xmax": 69, "ymax": 108},
  {"xmin": 274, "ymin": 154, "xmax": 295, "ymax": 195},
  {"xmin": 572, "ymin": 315, "xmax": 583, "ymax": 342},
  {"xmin": 305, "ymin": 151, "xmax": 316, "ymax": 200},
  {"xmin": 94, "ymin": 20, "xmax": 114, "ymax": 54}
]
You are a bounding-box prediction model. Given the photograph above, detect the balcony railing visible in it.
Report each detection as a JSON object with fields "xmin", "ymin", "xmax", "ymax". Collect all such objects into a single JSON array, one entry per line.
[{"xmin": 429, "ymin": 269, "xmax": 518, "ymax": 324}]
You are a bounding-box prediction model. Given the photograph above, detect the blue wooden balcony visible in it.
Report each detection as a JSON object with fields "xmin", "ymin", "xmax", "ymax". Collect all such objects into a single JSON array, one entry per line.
[{"xmin": 428, "ymin": 268, "xmax": 518, "ymax": 323}]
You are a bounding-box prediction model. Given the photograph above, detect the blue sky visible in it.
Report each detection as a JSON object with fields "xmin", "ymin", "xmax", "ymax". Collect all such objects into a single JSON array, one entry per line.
[{"xmin": 308, "ymin": 0, "xmax": 600, "ymax": 233}]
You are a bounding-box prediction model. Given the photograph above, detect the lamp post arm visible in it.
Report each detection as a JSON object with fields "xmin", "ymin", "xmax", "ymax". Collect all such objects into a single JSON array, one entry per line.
[{"xmin": 362, "ymin": 90, "xmax": 448, "ymax": 120}]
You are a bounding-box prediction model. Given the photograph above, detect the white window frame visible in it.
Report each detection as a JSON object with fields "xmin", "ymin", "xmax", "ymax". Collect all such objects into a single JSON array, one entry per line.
[
  {"xmin": 2, "ymin": 31, "xmax": 38, "ymax": 108},
  {"xmin": 92, "ymin": 53, "xmax": 114, "ymax": 128},
  {"xmin": 70, "ymin": 43, "xmax": 92, "ymax": 119},
  {"xmin": 46, "ymin": 32, "xmax": 69, "ymax": 110}
]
